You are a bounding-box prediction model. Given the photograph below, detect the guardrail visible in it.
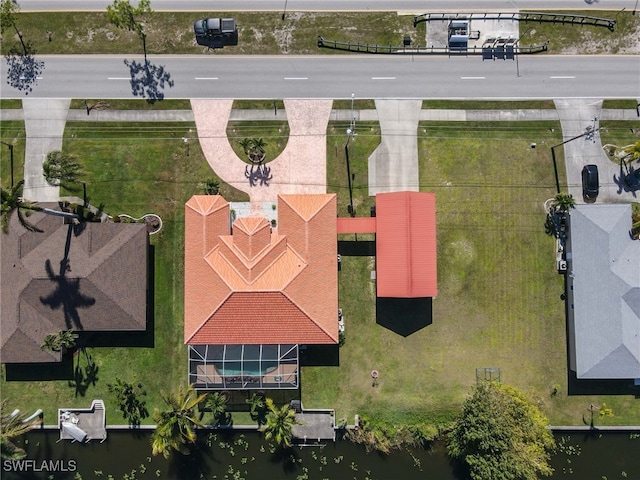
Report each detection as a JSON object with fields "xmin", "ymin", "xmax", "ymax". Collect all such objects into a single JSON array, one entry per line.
[
  {"xmin": 317, "ymin": 36, "xmax": 548, "ymax": 56},
  {"xmin": 413, "ymin": 12, "xmax": 616, "ymax": 32}
]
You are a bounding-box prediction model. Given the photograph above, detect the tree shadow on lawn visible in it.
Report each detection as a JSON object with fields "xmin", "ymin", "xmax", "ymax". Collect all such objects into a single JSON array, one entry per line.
[{"xmin": 124, "ymin": 59, "xmax": 174, "ymax": 103}]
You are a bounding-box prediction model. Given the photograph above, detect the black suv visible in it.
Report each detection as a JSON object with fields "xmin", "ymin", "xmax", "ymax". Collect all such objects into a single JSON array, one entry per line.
[
  {"xmin": 581, "ymin": 164, "xmax": 599, "ymax": 201},
  {"xmin": 194, "ymin": 18, "xmax": 238, "ymax": 48}
]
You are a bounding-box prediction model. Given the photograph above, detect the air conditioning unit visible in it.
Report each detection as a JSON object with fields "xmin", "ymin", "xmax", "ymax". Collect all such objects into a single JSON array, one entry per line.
[{"xmin": 557, "ymin": 260, "xmax": 567, "ymax": 273}]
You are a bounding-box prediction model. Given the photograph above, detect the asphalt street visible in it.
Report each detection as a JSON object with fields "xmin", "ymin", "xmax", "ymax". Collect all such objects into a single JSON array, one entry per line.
[
  {"xmin": 16, "ymin": 0, "xmax": 638, "ymax": 11},
  {"xmin": 1, "ymin": 54, "xmax": 637, "ymax": 100}
]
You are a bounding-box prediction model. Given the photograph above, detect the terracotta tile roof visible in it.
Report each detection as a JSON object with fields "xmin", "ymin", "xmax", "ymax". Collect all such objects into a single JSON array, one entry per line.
[
  {"xmin": 1, "ymin": 206, "xmax": 149, "ymax": 364},
  {"xmin": 336, "ymin": 217, "xmax": 377, "ymax": 234},
  {"xmin": 375, "ymin": 192, "xmax": 438, "ymax": 298},
  {"xmin": 184, "ymin": 194, "xmax": 338, "ymax": 345}
]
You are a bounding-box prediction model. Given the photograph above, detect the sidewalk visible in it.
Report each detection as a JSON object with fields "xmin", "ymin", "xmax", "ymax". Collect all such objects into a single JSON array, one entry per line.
[
  {"xmin": 2, "ymin": 103, "xmax": 638, "ymax": 206},
  {"xmin": 2, "ymin": 108, "xmax": 638, "ymax": 123}
]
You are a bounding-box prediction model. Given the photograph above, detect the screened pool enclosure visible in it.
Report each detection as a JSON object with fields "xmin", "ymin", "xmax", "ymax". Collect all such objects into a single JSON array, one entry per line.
[{"xmin": 189, "ymin": 344, "xmax": 299, "ymax": 390}]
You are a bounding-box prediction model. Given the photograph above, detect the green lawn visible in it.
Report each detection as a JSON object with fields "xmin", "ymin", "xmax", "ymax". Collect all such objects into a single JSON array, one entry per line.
[
  {"xmin": 0, "ymin": 121, "xmax": 247, "ymax": 425},
  {"xmin": 0, "ymin": 121, "xmax": 26, "ymax": 188},
  {"xmin": 325, "ymin": 120, "xmax": 380, "ymax": 218},
  {"xmin": 2, "ymin": 110, "xmax": 639, "ymax": 431},
  {"xmin": 226, "ymin": 121, "xmax": 290, "ymax": 165},
  {"xmin": 422, "ymin": 100, "xmax": 556, "ymax": 110},
  {"xmin": 303, "ymin": 119, "xmax": 640, "ymax": 429},
  {"xmin": 2, "ymin": 10, "xmax": 637, "ymax": 56},
  {"xmin": 68, "ymin": 99, "xmax": 192, "ymax": 110}
]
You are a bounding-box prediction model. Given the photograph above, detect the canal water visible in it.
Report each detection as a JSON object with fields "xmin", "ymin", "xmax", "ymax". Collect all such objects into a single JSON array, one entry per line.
[{"xmin": 3, "ymin": 429, "xmax": 638, "ymax": 480}]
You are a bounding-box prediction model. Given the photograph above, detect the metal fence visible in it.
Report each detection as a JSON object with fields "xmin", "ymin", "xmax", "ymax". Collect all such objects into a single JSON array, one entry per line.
[
  {"xmin": 413, "ymin": 11, "xmax": 616, "ymax": 32},
  {"xmin": 317, "ymin": 36, "xmax": 548, "ymax": 56}
]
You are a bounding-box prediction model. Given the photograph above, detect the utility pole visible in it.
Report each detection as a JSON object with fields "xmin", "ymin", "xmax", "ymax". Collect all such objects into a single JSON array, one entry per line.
[
  {"xmin": 344, "ymin": 93, "xmax": 356, "ymax": 217},
  {"xmin": 550, "ymin": 122, "xmax": 601, "ymax": 194}
]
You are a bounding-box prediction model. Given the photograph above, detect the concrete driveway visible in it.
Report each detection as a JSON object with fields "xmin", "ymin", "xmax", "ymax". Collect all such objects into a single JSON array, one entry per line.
[{"xmin": 554, "ymin": 98, "xmax": 639, "ymax": 204}]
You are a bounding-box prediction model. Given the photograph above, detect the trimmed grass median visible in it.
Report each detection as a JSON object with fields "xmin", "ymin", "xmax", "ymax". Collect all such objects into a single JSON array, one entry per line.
[{"xmin": 2, "ymin": 11, "xmax": 637, "ymax": 56}]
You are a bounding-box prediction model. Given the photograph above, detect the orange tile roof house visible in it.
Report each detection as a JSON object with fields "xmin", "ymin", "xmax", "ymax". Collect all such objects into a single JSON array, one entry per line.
[
  {"xmin": 184, "ymin": 194, "xmax": 338, "ymax": 390},
  {"xmin": 0, "ymin": 206, "xmax": 149, "ymax": 364}
]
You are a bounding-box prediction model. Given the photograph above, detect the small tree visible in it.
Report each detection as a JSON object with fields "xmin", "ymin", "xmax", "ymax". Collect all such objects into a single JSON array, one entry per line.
[
  {"xmin": 43, "ymin": 151, "xmax": 83, "ymax": 191},
  {"xmin": 205, "ymin": 392, "xmax": 229, "ymax": 426},
  {"xmin": 203, "ymin": 179, "xmax": 220, "ymax": 195},
  {"xmin": 107, "ymin": 378, "xmax": 148, "ymax": 426},
  {"xmin": 250, "ymin": 138, "xmax": 267, "ymax": 163},
  {"xmin": 246, "ymin": 392, "xmax": 268, "ymax": 425},
  {"xmin": 448, "ymin": 382, "xmax": 555, "ymax": 480},
  {"xmin": 1, "ymin": 0, "xmax": 44, "ymax": 94},
  {"xmin": 40, "ymin": 330, "xmax": 78, "ymax": 353},
  {"xmin": 1, "ymin": 399, "xmax": 42, "ymax": 460},
  {"xmin": 260, "ymin": 398, "xmax": 299, "ymax": 448},
  {"xmin": 550, "ymin": 193, "xmax": 575, "ymax": 213},
  {"xmin": 1, "ymin": 180, "xmax": 43, "ymax": 233},
  {"xmin": 151, "ymin": 384, "xmax": 206, "ymax": 459},
  {"xmin": 106, "ymin": 0, "xmax": 153, "ymax": 60},
  {"xmin": 1, "ymin": 0, "xmax": 25, "ymax": 52}
]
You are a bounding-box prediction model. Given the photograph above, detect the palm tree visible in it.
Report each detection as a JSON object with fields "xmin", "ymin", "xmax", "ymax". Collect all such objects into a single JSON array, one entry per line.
[
  {"xmin": 239, "ymin": 138, "xmax": 253, "ymax": 157},
  {"xmin": 250, "ymin": 138, "xmax": 267, "ymax": 163},
  {"xmin": 246, "ymin": 392, "xmax": 268, "ymax": 425},
  {"xmin": 1, "ymin": 399, "xmax": 42, "ymax": 460},
  {"xmin": 1, "ymin": 180, "xmax": 43, "ymax": 233},
  {"xmin": 260, "ymin": 398, "xmax": 299, "ymax": 448},
  {"xmin": 41, "ymin": 330, "xmax": 79, "ymax": 353},
  {"xmin": 151, "ymin": 384, "xmax": 206, "ymax": 459},
  {"xmin": 603, "ymin": 141, "xmax": 640, "ymax": 164},
  {"xmin": 622, "ymin": 141, "xmax": 640, "ymax": 164},
  {"xmin": 42, "ymin": 150, "xmax": 83, "ymax": 191},
  {"xmin": 550, "ymin": 193, "xmax": 575, "ymax": 213},
  {"xmin": 205, "ymin": 392, "xmax": 228, "ymax": 426}
]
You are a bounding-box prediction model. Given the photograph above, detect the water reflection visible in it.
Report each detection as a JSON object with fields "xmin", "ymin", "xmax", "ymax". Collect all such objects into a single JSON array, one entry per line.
[{"xmin": 3, "ymin": 430, "xmax": 639, "ymax": 480}]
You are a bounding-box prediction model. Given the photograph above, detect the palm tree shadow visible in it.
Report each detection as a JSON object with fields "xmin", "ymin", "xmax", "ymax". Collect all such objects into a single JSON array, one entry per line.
[
  {"xmin": 68, "ymin": 348, "xmax": 99, "ymax": 397},
  {"xmin": 124, "ymin": 59, "xmax": 174, "ymax": 103},
  {"xmin": 613, "ymin": 161, "xmax": 638, "ymax": 198},
  {"xmin": 39, "ymin": 224, "xmax": 95, "ymax": 330}
]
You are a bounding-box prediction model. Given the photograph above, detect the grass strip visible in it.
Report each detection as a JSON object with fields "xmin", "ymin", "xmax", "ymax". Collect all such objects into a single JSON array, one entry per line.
[{"xmin": 2, "ymin": 11, "xmax": 637, "ymax": 56}]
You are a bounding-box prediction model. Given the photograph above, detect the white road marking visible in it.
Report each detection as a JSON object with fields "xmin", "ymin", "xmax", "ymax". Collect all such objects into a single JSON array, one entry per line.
[
  {"xmin": 372, "ymin": 76, "xmax": 396, "ymax": 80},
  {"xmin": 19, "ymin": 76, "xmax": 43, "ymax": 80},
  {"xmin": 284, "ymin": 77, "xmax": 308, "ymax": 80},
  {"xmin": 550, "ymin": 76, "xmax": 576, "ymax": 79},
  {"xmin": 195, "ymin": 77, "xmax": 219, "ymax": 80},
  {"xmin": 461, "ymin": 76, "xmax": 485, "ymax": 80}
]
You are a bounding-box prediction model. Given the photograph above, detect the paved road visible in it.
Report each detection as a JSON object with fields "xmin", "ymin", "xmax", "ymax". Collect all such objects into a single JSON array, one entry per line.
[
  {"xmin": 1, "ymin": 54, "xmax": 638, "ymax": 99},
  {"xmin": 17, "ymin": 0, "xmax": 638, "ymax": 11}
]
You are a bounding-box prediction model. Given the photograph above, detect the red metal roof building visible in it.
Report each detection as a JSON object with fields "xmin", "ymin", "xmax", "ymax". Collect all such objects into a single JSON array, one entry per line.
[
  {"xmin": 336, "ymin": 191, "xmax": 438, "ymax": 299},
  {"xmin": 375, "ymin": 192, "xmax": 437, "ymax": 298}
]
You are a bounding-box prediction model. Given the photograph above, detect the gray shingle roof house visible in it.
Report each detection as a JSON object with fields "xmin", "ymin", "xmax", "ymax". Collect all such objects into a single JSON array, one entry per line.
[
  {"xmin": 567, "ymin": 204, "xmax": 640, "ymax": 380},
  {"xmin": 1, "ymin": 206, "xmax": 148, "ymax": 364}
]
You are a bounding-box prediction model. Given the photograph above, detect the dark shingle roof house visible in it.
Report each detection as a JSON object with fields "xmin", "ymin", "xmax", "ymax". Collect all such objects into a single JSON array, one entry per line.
[
  {"xmin": 0, "ymin": 206, "xmax": 149, "ymax": 364},
  {"xmin": 567, "ymin": 204, "xmax": 640, "ymax": 380}
]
